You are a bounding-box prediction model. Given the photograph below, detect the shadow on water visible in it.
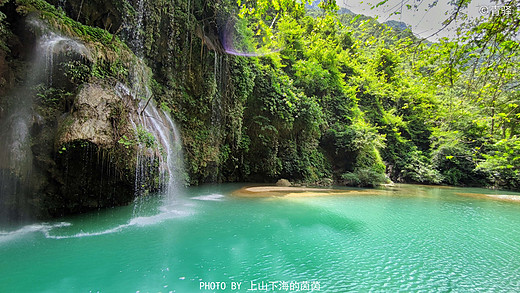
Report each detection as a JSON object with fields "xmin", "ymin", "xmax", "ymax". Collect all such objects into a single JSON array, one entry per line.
[{"xmin": 280, "ymin": 203, "xmax": 366, "ymax": 234}]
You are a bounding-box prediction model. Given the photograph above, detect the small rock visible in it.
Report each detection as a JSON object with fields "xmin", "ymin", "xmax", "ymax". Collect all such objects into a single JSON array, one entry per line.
[
  {"xmin": 320, "ymin": 178, "xmax": 333, "ymax": 186},
  {"xmin": 276, "ymin": 179, "xmax": 291, "ymax": 187}
]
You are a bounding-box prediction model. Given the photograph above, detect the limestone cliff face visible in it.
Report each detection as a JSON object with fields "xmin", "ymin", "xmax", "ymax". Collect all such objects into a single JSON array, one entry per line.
[
  {"xmin": 57, "ymin": 83, "xmax": 130, "ymax": 149},
  {"xmin": 0, "ymin": 0, "xmax": 165, "ymax": 218},
  {"xmin": 0, "ymin": 0, "xmax": 254, "ymax": 219},
  {"xmin": 44, "ymin": 0, "xmax": 250, "ymax": 185},
  {"xmin": 48, "ymin": 81, "xmax": 144, "ymax": 215}
]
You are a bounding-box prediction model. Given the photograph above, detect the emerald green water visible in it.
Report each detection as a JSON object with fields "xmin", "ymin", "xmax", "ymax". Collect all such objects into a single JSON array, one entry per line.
[{"xmin": 1, "ymin": 184, "xmax": 520, "ymax": 292}]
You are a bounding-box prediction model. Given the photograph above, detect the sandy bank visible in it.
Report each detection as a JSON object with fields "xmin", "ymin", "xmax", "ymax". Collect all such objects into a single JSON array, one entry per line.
[
  {"xmin": 232, "ymin": 186, "xmax": 387, "ymax": 198},
  {"xmin": 455, "ymin": 192, "xmax": 520, "ymax": 203}
]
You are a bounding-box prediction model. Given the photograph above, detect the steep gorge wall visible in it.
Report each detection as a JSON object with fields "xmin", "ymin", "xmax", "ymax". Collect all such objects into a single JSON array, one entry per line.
[
  {"xmin": 1, "ymin": 0, "xmax": 347, "ymax": 190},
  {"xmin": 0, "ymin": 0, "xmax": 377, "ymax": 219},
  {"xmin": 55, "ymin": 0, "xmax": 331, "ymax": 185},
  {"xmin": 48, "ymin": 0, "xmax": 256, "ymax": 184},
  {"xmin": 0, "ymin": 0, "xmax": 167, "ymax": 218}
]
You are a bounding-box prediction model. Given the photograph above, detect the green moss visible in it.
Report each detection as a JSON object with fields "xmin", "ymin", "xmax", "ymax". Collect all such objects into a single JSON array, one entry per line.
[
  {"xmin": 0, "ymin": 10, "xmax": 10, "ymax": 52},
  {"xmin": 16, "ymin": 0, "xmax": 136, "ymax": 87},
  {"xmin": 17, "ymin": 0, "xmax": 119, "ymax": 47},
  {"xmin": 61, "ymin": 59, "xmax": 91, "ymax": 85}
]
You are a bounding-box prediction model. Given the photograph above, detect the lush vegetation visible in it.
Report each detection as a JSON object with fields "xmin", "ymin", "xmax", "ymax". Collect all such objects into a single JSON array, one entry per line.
[
  {"xmin": 1, "ymin": 0, "xmax": 518, "ymax": 191},
  {"xmin": 213, "ymin": 0, "xmax": 519, "ymax": 190}
]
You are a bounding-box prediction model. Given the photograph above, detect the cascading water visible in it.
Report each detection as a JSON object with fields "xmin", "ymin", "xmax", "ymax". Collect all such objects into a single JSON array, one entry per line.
[
  {"xmin": 125, "ymin": 0, "xmax": 146, "ymax": 57},
  {"xmin": 116, "ymin": 81, "xmax": 185, "ymax": 210},
  {"xmin": 140, "ymin": 100, "xmax": 185, "ymax": 200},
  {"xmin": 0, "ymin": 96, "xmax": 33, "ymax": 223},
  {"xmin": 0, "ymin": 22, "xmax": 87, "ymax": 223},
  {"xmin": 38, "ymin": 33, "xmax": 88, "ymax": 85},
  {"xmin": 209, "ymin": 53, "xmax": 224, "ymax": 182},
  {"xmin": 120, "ymin": 0, "xmax": 186, "ymax": 208}
]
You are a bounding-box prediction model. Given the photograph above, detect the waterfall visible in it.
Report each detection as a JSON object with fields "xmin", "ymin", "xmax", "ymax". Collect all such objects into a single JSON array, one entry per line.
[
  {"xmin": 14, "ymin": 31, "xmax": 86, "ymax": 164},
  {"xmin": 120, "ymin": 0, "xmax": 186, "ymax": 200},
  {"xmin": 140, "ymin": 101, "xmax": 185, "ymax": 200},
  {"xmin": 209, "ymin": 53, "xmax": 224, "ymax": 182},
  {"xmin": 123, "ymin": 0, "xmax": 146, "ymax": 57},
  {"xmin": 38, "ymin": 33, "xmax": 88, "ymax": 85},
  {"xmin": 0, "ymin": 92, "xmax": 33, "ymax": 182},
  {"xmin": 116, "ymin": 82, "xmax": 185, "ymax": 207},
  {"xmin": 0, "ymin": 23, "xmax": 87, "ymax": 223},
  {"xmin": 133, "ymin": 0, "xmax": 145, "ymax": 56}
]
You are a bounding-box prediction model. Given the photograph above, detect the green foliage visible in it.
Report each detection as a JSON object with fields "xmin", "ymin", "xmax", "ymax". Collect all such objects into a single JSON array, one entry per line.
[
  {"xmin": 136, "ymin": 126, "xmax": 157, "ymax": 149},
  {"xmin": 478, "ymin": 138, "xmax": 520, "ymax": 190},
  {"xmin": 241, "ymin": 60, "xmax": 327, "ymax": 181},
  {"xmin": 89, "ymin": 59, "xmax": 129, "ymax": 82},
  {"xmin": 430, "ymin": 132, "xmax": 488, "ymax": 186},
  {"xmin": 376, "ymin": 48, "xmax": 398, "ymax": 82},
  {"xmin": 16, "ymin": 0, "xmax": 519, "ymax": 190},
  {"xmin": 320, "ymin": 120, "xmax": 386, "ymax": 186},
  {"xmin": 61, "ymin": 59, "xmax": 91, "ymax": 85},
  {"xmin": 117, "ymin": 127, "xmax": 158, "ymax": 150},
  {"xmin": 0, "ymin": 9, "xmax": 11, "ymax": 52},
  {"xmin": 401, "ymin": 148, "xmax": 443, "ymax": 184},
  {"xmin": 35, "ymin": 84, "xmax": 72, "ymax": 108},
  {"xmin": 341, "ymin": 167, "xmax": 388, "ymax": 187},
  {"xmin": 318, "ymin": 0, "xmax": 339, "ymax": 14},
  {"xmin": 118, "ymin": 135, "xmax": 134, "ymax": 149}
]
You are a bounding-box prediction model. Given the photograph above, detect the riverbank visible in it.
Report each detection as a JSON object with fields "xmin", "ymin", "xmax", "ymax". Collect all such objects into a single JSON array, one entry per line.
[
  {"xmin": 232, "ymin": 184, "xmax": 520, "ymax": 203},
  {"xmin": 232, "ymin": 185, "xmax": 388, "ymax": 198},
  {"xmin": 456, "ymin": 192, "xmax": 520, "ymax": 203}
]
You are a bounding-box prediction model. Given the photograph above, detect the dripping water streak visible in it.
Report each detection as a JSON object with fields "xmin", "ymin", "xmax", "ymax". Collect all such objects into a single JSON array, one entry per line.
[{"xmin": 116, "ymin": 81, "xmax": 185, "ymax": 210}]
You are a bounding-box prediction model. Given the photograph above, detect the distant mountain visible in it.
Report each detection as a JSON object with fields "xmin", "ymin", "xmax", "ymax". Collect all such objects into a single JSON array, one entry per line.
[
  {"xmin": 305, "ymin": 0, "xmax": 353, "ymax": 14},
  {"xmin": 306, "ymin": 1, "xmax": 413, "ymax": 35},
  {"xmin": 338, "ymin": 7, "xmax": 355, "ymax": 15},
  {"xmin": 383, "ymin": 20, "xmax": 411, "ymax": 31}
]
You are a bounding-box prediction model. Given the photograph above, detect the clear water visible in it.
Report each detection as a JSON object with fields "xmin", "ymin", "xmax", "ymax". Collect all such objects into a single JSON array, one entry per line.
[{"xmin": 1, "ymin": 184, "xmax": 520, "ymax": 292}]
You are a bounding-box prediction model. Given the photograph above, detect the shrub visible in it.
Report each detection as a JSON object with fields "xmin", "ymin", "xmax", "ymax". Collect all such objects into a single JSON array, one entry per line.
[
  {"xmin": 341, "ymin": 167, "xmax": 388, "ymax": 187},
  {"xmin": 401, "ymin": 149, "xmax": 443, "ymax": 184},
  {"xmin": 478, "ymin": 137, "xmax": 520, "ymax": 191}
]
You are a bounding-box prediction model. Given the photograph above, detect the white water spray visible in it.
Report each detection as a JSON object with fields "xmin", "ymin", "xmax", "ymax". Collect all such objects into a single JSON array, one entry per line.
[
  {"xmin": 38, "ymin": 33, "xmax": 88, "ymax": 85},
  {"xmin": 0, "ymin": 21, "xmax": 87, "ymax": 223},
  {"xmin": 116, "ymin": 81, "xmax": 186, "ymax": 207},
  {"xmin": 139, "ymin": 99, "xmax": 186, "ymax": 200}
]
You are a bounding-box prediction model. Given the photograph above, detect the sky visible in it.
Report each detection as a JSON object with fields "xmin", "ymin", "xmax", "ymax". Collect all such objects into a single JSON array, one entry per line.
[{"xmin": 337, "ymin": 0, "xmax": 502, "ymax": 40}]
